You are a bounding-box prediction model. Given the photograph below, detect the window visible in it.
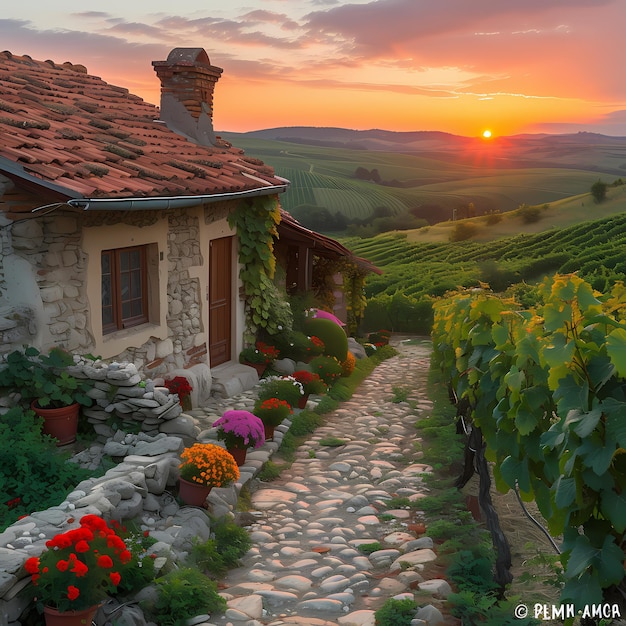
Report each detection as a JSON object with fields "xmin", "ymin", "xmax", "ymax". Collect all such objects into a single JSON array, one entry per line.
[{"xmin": 101, "ymin": 246, "xmax": 148, "ymax": 334}]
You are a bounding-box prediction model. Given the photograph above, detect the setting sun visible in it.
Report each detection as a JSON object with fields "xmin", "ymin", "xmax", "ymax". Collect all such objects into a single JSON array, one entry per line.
[{"xmin": 482, "ymin": 129, "xmax": 492, "ymax": 139}]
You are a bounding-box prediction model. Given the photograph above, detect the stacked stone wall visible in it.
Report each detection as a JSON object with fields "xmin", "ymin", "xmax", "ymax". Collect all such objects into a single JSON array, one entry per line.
[{"xmin": 0, "ymin": 201, "xmax": 215, "ymax": 384}]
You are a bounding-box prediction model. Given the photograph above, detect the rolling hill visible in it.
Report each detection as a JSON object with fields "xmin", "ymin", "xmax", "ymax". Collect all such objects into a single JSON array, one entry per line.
[{"xmin": 221, "ymin": 128, "xmax": 626, "ymax": 226}]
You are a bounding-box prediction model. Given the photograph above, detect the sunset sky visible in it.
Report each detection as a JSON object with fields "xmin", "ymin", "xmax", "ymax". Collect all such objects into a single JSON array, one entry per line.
[{"xmin": 2, "ymin": 1, "xmax": 625, "ymax": 137}]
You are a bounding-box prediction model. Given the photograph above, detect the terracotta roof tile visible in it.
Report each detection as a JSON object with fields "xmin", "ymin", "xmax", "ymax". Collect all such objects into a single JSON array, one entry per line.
[{"xmin": 0, "ymin": 51, "xmax": 287, "ymax": 206}]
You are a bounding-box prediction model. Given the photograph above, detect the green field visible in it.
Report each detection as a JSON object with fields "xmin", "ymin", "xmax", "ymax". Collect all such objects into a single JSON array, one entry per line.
[
  {"xmin": 223, "ymin": 131, "xmax": 624, "ymax": 224},
  {"xmin": 341, "ymin": 207, "xmax": 626, "ymax": 333}
]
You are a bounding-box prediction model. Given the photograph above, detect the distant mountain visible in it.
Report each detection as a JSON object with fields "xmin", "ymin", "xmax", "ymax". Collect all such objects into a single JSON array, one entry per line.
[
  {"xmin": 226, "ymin": 126, "xmax": 471, "ymax": 152},
  {"xmin": 224, "ymin": 127, "xmax": 626, "ymax": 175}
]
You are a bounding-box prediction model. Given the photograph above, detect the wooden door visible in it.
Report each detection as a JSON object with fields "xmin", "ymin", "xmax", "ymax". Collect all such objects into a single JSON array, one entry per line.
[{"xmin": 209, "ymin": 237, "xmax": 232, "ymax": 367}]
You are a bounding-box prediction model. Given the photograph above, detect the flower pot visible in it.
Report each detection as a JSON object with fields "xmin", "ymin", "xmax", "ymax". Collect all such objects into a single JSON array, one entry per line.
[
  {"xmin": 178, "ymin": 477, "xmax": 212, "ymax": 507},
  {"xmin": 297, "ymin": 394, "xmax": 310, "ymax": 409},
  {"xmin": 244, "ymin": 362, "xmax": 267, "ymax": 377},
  {"xmin": 264, "ymin": 423, "xmax": 275, "ymax": 440},
  {"xmin": 31, "ymin": 401, "xmax": 80, "ymax": 446},
  {"xmin": 227, "ymin": 445, "xmax": 247, "ymax": 466},
  {"xmin": 44, "ymin": 604, "xmax": 98, "ymax": 626}
]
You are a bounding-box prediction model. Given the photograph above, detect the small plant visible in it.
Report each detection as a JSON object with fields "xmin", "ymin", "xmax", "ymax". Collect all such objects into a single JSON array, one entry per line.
[
  {"xmin": 239, "ymin": 341, "xmax": 280, "ymax": 365},
  {"xmin": 189, "ymin": 517, "xmax": 252, "ymax": 577},
  {"xmin": 340, "ymin": 351, "xmax": 357, "ymax": 376},
  {"xmin": 318, "ymin": 436, "xmax": 347, "ymax": 447},
  {"xmin": 309, "ymin": 355, "xmax": 343, "ymax": 386},
  {"xmin": 253, "ymin": 397, "xmax": 293, "ymax": 427},
  {"xmin": 391, "ymin": 385, "xmax": 410, "ymax": 403},
  {"xmin": 258, "ymin": 376, "xmax": 304, "ymax": 406},
  {"xmin": 114, "ymin": 522, "xmax": 159, "ymax": 595},
  {"xmin": 0, "ymin": 347, "xmax": 93, "ymax": 408},
  {"xmin": 150, "ymin": 567, "xmax": 226, "ymax": 625},
  {"xmin": 292, "ymin": 370, "xmax": 327, "ymax": 395},
  {"xmin": 179, "ymin": 443, "xmax": 240, "ymax": 488},
  {"xmin": 257, "ymin": 460, "xmax": 285, "ymax": 482},
  {"xmin": 213, "ymin": 410, "xmax": 265, "ymax": 450},
  {"xmin": 358, "ymin": 541, "xmax": 383, "ymax": 555},
  {"xmin": 163, "ymin": 376, "xmax": 193, "ymax": 410},
  {"xmin": 368, "ymin": 329, "xmax": 391, "ymax": 346},
  {"xmin": 24, "ymin": 514, "xmax": 132, "ymax": 612},
  {"xmin": 374, "ymin": 597, "xmax": 417, "ymax": 626}
]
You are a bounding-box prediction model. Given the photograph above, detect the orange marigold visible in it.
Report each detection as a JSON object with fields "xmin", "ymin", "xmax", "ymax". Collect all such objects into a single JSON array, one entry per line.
[{"xmin": 341, "ymin": 351, "xmax": 356, "ymax": 377}]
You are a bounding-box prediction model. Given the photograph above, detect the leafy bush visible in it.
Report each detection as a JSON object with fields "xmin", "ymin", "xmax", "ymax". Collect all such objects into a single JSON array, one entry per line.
[
  {"xmin": 115, "ymin": 522, "xmax": 159, "ymax": 595},
  {"xmin": 517, "ymin": 203, "xmax": 542, "ymax": 223},
  {"xmin": 374, "ymin": 597, "xmax": 417, "ymax": 626},
  {"xmin": 150, "ymin": 567, "xmax": 226, "ymax": 626},
  {"xmin": 0, "ymin": 407, "xmax": 93, "ymax": 530},
  {"xmin": 309, "ymin": 355, "xmax": 343, "ymax": 386},
  {"xmin": 190, "ymin": 517, "xmax": 252, "ymax": 576},
  {"xmin": 258, "ymin": 376, "xmax": 304, "ymax": 407},
  {"xmin": 304, "ymin": 317, "xmax": 348, "ymax": 361},
  {"xmin": 449, "ymin": 221, "xmax": 478, "ymax": 241}
]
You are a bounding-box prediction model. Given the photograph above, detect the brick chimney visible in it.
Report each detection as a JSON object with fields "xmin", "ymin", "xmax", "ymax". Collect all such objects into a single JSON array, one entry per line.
[{"xmin": 152, "ymin": 48, "xmax": 223, "ymax": 147}]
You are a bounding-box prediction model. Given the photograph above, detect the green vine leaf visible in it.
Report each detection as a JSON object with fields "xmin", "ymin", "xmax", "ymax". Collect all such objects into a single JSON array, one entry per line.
[
  {"xmin": 600, "ymin": 490, "xmax": 626, "ymax": 534},
  {"xmin": 606, "ymin": 327, "xmax": 626, "ymax": 377}
]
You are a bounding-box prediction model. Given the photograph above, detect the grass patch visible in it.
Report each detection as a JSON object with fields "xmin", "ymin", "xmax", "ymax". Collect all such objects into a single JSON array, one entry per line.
[
  {"xmin": 358, "ymin": 541, "xmax": 384, "ymax": 554},
  {"xmin": 318, "ymin": 436, "xmax": 347, "ymax": 447},
  {"xmin": 257, "ymin": 460, "xmax": 285, "ymax": 482}
]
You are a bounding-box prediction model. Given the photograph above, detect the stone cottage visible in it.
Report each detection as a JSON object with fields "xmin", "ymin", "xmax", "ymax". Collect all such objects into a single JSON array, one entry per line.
[{"xmin": 0, "ymin": 48, "xmax": 291, "ymax": 402}]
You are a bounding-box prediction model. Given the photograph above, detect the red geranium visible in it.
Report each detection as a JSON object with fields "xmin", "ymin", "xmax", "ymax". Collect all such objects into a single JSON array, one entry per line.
[{"xmin": 24, "ymin": 514, "xmax": 147, "ymax": 613}]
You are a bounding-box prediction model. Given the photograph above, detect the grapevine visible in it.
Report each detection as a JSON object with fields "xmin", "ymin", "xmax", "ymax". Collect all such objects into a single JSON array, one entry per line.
[{"xmin": 433, "ymin": 274, "xmax": 626, "ymax": 615}]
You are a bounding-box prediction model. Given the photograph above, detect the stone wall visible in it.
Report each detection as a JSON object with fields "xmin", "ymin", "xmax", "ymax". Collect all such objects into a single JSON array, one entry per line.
[
  {"xmin": 67, "ymin": 357, "xmax": 203, "ymax": 442},
  {"xmin": 0, "ymin": 192, "xmax": 216, "ymax": 387}
]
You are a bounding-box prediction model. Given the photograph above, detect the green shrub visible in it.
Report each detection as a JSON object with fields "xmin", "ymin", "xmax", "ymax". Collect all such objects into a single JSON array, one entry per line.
[
  {"xmin": 374, "ymin": 597, "xmax": 417, "ymax": 626},
  {"xmin": 189, "ymin": 517, "xmax": 252, "ymax": 576},
  {"xmin": 150, "ymin": 567, "xmax": 226, "ymax": 626},
  {"xmin": 258, "ymin": 376, "xmax": 304, "ymax": 407},
  {"xmin": 309, "ymin": 355, "xmax": 343, "ymax": 386},
  {"xmin": 271, "ymin": 330, "xmax": 312, "ymax": 361},
  {"xmin": 449, "ymin": 222, "xmax": 478, "ymax": 242},
  {"xmin": 0, "ymin": 407, "xmax": 93, "ymax": 530},
  {"xmin": 304, "ymin": 317, "xmax": 348, "ymax": 361},
  {"xmin": 116, "ymin": 523, "xmax": 159, "ymax": 595},
  {"xmin": 517, "ymin": 203, "xmax": 542, "ymax": 223}
]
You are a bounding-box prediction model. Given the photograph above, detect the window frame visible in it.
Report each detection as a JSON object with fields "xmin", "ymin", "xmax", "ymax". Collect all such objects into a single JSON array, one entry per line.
[{"xmin": 101, "ymin": 245, "xmax": 149, "ymax": 334}]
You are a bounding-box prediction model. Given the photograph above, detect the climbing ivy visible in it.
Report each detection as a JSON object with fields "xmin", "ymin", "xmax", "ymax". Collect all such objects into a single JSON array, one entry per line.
[
  {"xmin": 340, "ymin": 260, "xmax": 367, "ymax": 336},
  {"xmin": 432, "ymin": 274, "xmax": 626, "ymax": 617},
  {"xmin": 228, "ymin": 196, "xmax": 292, "ymax": 340}
]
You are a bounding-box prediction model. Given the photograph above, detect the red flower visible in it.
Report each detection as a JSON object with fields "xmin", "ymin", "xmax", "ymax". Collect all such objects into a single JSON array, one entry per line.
[
  {"xmin": 24, "ymin": 557, "xmax": 39, "ymax": 574},
  {"xmin": 56, "ymin": 560, "xmax": 69, "ymax": 572},
  {"xmin": 75, "ymin": 540, "xmax": 90, "ymax": 554},
  {"xmin": 97, "ymin": 555, "xmax": 113, "ymax": 569},
  {"xmin": 119, "ymin": 549, "xmax": 132, "ymax": 564},
  {"xmin": 109, "ymin": 571, "xmax": 121, "ymax": 586},
  {"xmin": 67, "ymin": 585, "xmax": 80, "ymax": 601},
  {"xmin": 70, "ymin": 560, "xmax": 89, "ymax": 577},
  {"xmin": 80, "ymin": 515, "xmax": 108, "ymax": 532},
  {"xmin": 164, "ymin": 376, "xmax": 192, "ymax": 399},
  {"xmin": 106, "ymin": 535, "xmax": 126, "ymax": 551}
]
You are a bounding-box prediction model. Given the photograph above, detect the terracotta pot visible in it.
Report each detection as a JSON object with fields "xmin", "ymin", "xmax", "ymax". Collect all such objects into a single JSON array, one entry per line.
[
  {"xmin": 178, "ymin": 477, "xmax": 212, "ymax": 507},
  {"xmin": 264, "ymin": 423, "xmax": 275, "ymax": 440},
  {"xmin": 31, "ymin": 401, "xmax": 80, "ymax": 446},
  {"xmin": 43, "ymin": 604, "xmax": 98, "ymax": 626},
  {"xmin": 297, "ymin": 394, "xmax": 310, "ymax": 409},
  {"xmin": 227, "ymin": 445, "xmax": 247, "ymax": 466},
  {"xmin": 244, "ymin": 362, "xmax": 267, "ymax": 377}
]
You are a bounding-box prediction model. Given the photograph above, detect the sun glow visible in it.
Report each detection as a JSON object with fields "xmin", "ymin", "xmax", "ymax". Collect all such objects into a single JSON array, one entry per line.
[{"xmin": 482, "ymin": 129, "xmax": 493, "ymax": 139}]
